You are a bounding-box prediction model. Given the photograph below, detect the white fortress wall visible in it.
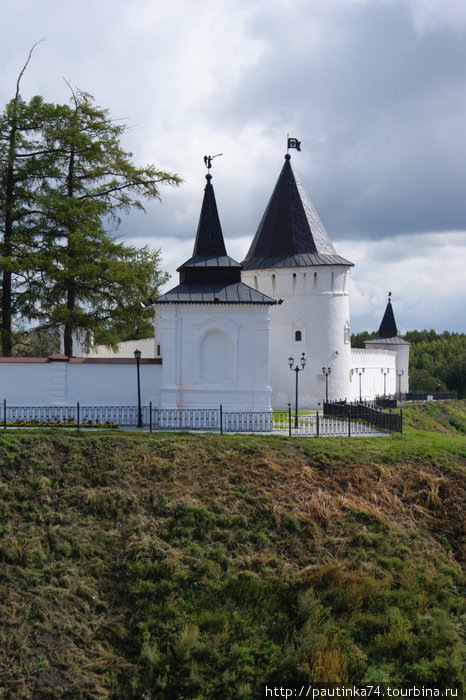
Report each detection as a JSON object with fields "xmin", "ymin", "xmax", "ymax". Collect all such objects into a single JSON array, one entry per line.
[
  {"xmin": 350, "ymin": 349, "xmax": 397, "ymax": 400},
  {"xmin": 84, "ymin": 336, "xmax": 156, "ymax": 359},
  {"xmin": 157, "ymin": 303, "xmax": 272, "ymax": 411},
  {"xmin": 0, "ymin": 358, "xmax": 162, "ymax": 407}
]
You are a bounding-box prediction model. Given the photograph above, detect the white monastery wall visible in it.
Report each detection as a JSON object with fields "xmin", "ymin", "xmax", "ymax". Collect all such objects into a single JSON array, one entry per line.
[
  {"xmin": 0, "ymin": 358, "xmax": 161, "ymax": 407},
  {"xmin": 350, "ymin": 349, "xmax": 397, "ymax": 400},
  {"xmin": 155, "ymin": 303, "xmax": 272, "ymax": 411},
  {"xmin": 364, "ymin": 341, "xmax": 410, "ymax": 394},
  {"xmin": 85, "ymin": 337, "xmax": 157, "ymax": 359}
]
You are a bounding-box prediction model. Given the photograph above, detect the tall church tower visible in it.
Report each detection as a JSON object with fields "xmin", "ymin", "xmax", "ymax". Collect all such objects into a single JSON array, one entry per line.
[{"xmin": 242, "ymin": 153, "xmax": 354, "ymax": 408}]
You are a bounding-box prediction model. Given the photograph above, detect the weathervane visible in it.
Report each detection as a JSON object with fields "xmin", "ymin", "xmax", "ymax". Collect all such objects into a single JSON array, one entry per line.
[{"xmin": 203, "ymin": 153, "xmax": 223, "ymax": 171}]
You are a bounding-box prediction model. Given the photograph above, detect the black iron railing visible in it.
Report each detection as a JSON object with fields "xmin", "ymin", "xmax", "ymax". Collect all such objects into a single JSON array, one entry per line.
[{"xmin": 323, "ymin": 399, "xmax": 403, "ymax": 434}]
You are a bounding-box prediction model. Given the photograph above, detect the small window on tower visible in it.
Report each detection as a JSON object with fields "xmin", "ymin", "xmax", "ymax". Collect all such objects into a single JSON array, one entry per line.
[
  {"xmin": 344, "ymin": 321, "xmax": 350, "ymax": 344},
  {"xmin": 295, "ymin": 330, "xmax": 302, "ymax": 342}
]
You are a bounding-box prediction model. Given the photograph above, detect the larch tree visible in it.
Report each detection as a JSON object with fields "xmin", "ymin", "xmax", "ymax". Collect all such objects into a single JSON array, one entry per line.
[
  {"xmin": 0, "ymin": 45, "xmax": 61, "ymax": 355},
  {"xmin": 1, "ymin": 64, "xmax": 181, "ymax": 356},
  {"xmin": 36, "ymin": 87, "xmax": 180, "ymax": 356}
]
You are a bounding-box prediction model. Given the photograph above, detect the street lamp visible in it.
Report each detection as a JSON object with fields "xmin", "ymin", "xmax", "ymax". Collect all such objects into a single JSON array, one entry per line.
[
  {"xmin": 397, "ymin": 369, "xmax": 404, "ymax": 400},
  {"xmin": 134, "ymin": 349, "xmax": 143, "ymax": 428},
  {"xmin": 289, "ymin": 353, "xmax": 306, "ymax": 428},
  {"xmin": 381, "ymin": 367, "xmax": 390, "ymax": 397},
  {"xmin": 322, "ymin": 366, "xmax": 331, "ymax": 402},
  {"xmin": 351, "ymin": 367, "xmax": 365, "ymax": 402}
]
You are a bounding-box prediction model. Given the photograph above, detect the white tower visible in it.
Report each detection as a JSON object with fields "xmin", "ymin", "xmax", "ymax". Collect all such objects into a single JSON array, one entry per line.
[
  {"xmin": 241, "ymin": 153, "xmax": 354, "ymax": 409},
  {"xmin": 154, "ymin": 168, "xmax": 276, "ymax": 411},
  {"xmin": 364, "ymin": 295, "xmax": 410, "ymax": 396}
]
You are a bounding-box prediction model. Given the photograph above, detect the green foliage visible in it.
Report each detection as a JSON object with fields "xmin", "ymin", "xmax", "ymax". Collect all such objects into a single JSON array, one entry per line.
[
  {"xmin": 351, "ymin": 331, "xmax": 377, "ymax": 348},
  {"xmin": 354, "ymin": 328, "xmax": 465, "ymax": 397},
  {"xmin": 0, "ymin": 53, "xmax": 180, "ymax": 356},
  {"xmin": 406, "ymin": 330, "xmax": 466, "ymax": 397},
  {"xmin": 0, "ymin": 403, "xmax": 464, "ymax": 697}
]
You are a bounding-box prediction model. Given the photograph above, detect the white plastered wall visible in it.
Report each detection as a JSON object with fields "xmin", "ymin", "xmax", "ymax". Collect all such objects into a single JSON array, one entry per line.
[
  {"xmin": 242, "ymin": 265, "xmax": 353, "ymax": 409},
  {"xmin": 350, "ymin": 349, "xmax": 397, "ymax": 400},
  {"xmin": 0, "ymin": 360, "xmax": 161, "ymax": 407},
  {"xmin": 156, "ymin": 303, "xmax": 272, "ymax": 411}
]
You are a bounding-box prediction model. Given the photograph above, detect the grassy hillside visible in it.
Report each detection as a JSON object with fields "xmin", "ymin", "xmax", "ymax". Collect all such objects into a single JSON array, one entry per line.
[{"xmin": 0, "ymin": 402, "xmax": 464, "ymax": 699}]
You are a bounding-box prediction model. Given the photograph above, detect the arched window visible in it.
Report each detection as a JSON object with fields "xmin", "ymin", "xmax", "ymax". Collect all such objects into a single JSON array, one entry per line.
[
  {"xmin": 313, "ymin": 272, "xmax": 318, "ymax": 291},
  {"xmin": 254, "ymin": 275, "xmax": 258, "ymax": 290},
  {"xmin": 293, "ymin": 273, "xmax": 297, "ymax": 292},
  {"xmin": 295, "ymin": 330, "xmax": 302, "ymax": 342},
  {"xmin": 272, "ymin": 273, "xmax": 276, "ymax": 294}
]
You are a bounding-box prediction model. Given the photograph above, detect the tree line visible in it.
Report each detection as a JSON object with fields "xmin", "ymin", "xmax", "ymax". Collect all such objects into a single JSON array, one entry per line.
[
  {"xmin": 351, "ymin": 329, "xmax": 466, "ymax": 398},
  {"xmin": 0, "ymin": 46, "xmax": 180, "ymax": 356}
]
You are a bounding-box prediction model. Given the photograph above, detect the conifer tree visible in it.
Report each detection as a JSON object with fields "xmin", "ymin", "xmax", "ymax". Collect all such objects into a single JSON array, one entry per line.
[
  {"xmin": 0, "ymin": 55, "xmax": 181, "ymax": 356},
  {"xmin": 0, "ymin": 46, "xmax": 60, "ymax": 355},
  {"xmin": 35, "ymin": 87, "xmax": 180, "ymax": 355}
]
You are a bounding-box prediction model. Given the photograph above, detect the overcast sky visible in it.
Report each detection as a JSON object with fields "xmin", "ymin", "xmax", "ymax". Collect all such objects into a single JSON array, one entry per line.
[{"xmin": 1, "ymin": 0, "xmax": 465, "ymax": 333}]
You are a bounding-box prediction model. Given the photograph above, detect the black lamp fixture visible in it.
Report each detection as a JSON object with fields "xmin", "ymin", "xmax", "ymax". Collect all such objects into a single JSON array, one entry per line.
[
  {"xmin": 397, "ymin": 369, "xmax": 404, "ymax": 399},
  {"xmin": 288, "ymin": 353, "xmax": 306, "ymax": 427},
  {"xmin": 322, "ymin": 366, "xmax": 331, "ymax": 402},
  {"xmin": 381, "ymin": 367, "xmax": 390, "ymax": 397},
  {"xmin": 351, "ymin": 367, "xmax": 365, "ymax": 402},
  {"xmin": 134, "ymin": 349, "xmax": 143, "ymax": 428}
]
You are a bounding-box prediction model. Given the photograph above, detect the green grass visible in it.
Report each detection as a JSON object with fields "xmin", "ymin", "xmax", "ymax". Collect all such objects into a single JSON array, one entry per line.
[{"xmin": 0, "ymin": 401, "xmax": 464, "ymax": 698}]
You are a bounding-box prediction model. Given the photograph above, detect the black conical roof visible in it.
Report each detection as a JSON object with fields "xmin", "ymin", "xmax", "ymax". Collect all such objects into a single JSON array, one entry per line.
[
  {"xmin": 376, "ymin": 298, "xmax": 398, "ymax": 338},
  {"xmin": 156, "ymin": 171, "xmax": 275, "ymax": 306},
  {"xmin": 177, "ymin": 173, "xmax": 241, "ymax": 282},
  {"xmin": 191, "ymin": 173, "xmax": 227, "ymax": 258},
  {"xmin": 242, "ymin": 154, "xmax": 352, "ymax": 269}
]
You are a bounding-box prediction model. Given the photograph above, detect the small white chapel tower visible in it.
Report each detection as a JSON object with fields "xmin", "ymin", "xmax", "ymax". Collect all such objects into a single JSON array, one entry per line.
[
  {"xmin": 241, "ymin": 151, "xmax": 354, "ymax": 409},
  {"xmin": 154, "ymin": 164, "xmax": 276, "ymax": 411}
]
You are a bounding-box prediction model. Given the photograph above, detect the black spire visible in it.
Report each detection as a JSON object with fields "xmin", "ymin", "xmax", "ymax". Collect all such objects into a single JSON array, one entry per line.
[
  {"xmin": 376, "ymin": 294, "xmax": 398, "ymax": 338},
  {"xmin": 243, "ymin": 154, "xmax": 352, "ymax": 269},
  {"xmin": 155, "ymin": 165, "xmax": 276, "ymax": 305},
  {"xmin": 177, "ymin": 172, "xmax": 241, "ymax": 285},
  {"xmin": 191, "ymin": 173, "xmax": 227, "ymax": 258}
]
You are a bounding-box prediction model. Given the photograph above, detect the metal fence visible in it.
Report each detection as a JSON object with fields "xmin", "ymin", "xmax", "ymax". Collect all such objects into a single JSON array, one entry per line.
[
  {"xmin": 1, "ymin": 400, "xmax": 400, "ymax": 436},
  {"xmin": 273, "ymin": 409, "xmax": 387, "ymax": 436},
  {"xmin": 0, "ymin": 401, "xmax": 274, "ymax": 433},
  {"xmin": 323, "ymin": 400, "xmax": 402, "ymax": 434}
]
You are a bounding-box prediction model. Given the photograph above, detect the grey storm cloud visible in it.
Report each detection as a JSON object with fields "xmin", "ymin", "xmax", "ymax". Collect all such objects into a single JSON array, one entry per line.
[
  {"xmin": 0, "ymin": 0, "xmax": 465, "ymax": 332},
  {"xmin": 207, "ymin": 0, "xmax": 466, "ymax": 241}
]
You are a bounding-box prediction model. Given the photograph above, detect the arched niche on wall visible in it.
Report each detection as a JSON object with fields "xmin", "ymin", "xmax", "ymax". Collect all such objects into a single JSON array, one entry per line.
[
  {"xmin": 200, "ymin": 330, "xmax": 232, "ymax": 381},
  {"xmin": 196, "ymin": 317, "xmax": 239, "ymax": 384}
]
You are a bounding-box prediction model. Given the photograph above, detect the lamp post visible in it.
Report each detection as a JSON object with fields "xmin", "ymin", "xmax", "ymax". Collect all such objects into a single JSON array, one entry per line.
[
  {"xmin": 134, "ymin": 349, "xmax": 143, "ymax": 428},
  {"xmin": 381, "ymin": 367, "xmax": 390, "ymax": 397},
  {"xmin": 288, "ymin": 353, "xmax": 306, "ymax": 428},
  {"xmin": 351, "ymin": 367, "xmax": 365, "ymax": 402},
  {"xmin": 322, "ymin": 366, "xmax": 331, "ymax": 402},
  {"xmin": 397, "ymin": 369, "xmax": 404, "ymax": 400}
]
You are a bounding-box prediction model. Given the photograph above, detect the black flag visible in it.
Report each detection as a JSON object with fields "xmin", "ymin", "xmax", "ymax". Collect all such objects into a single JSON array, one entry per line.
[{"xmin": 287, "ymin": 137, "xmax": 301, "ymax": 151}]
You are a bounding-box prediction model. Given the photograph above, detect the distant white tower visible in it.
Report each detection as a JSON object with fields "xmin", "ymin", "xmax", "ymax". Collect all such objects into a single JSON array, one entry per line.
[
  {"xmin": 241, "ymin": 153, "xmax": 354, "ymax": 409},
  {"xmin": 364, "ymin": 295, "xmax": 410, "ymax": 396}
]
